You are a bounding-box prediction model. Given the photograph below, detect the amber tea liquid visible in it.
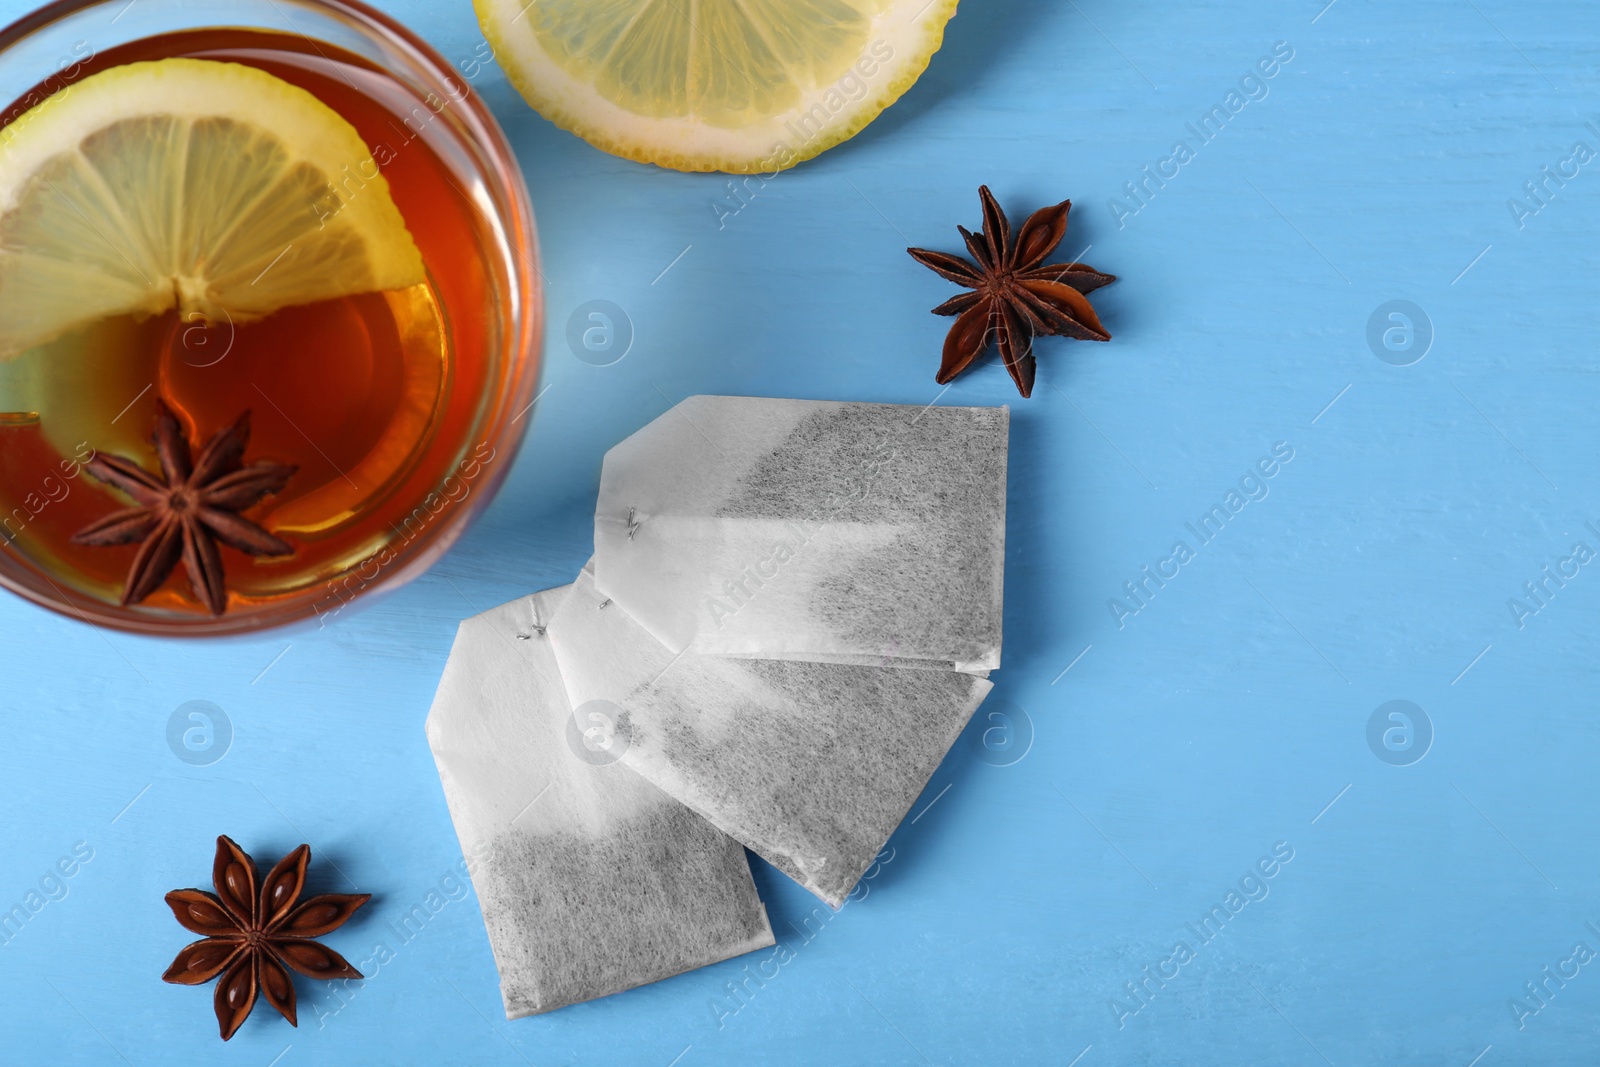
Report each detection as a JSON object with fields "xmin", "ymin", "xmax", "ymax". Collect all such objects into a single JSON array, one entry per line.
[{"xmin": 0, "ymin": 28, "xmax": 501, "ymax": 618}]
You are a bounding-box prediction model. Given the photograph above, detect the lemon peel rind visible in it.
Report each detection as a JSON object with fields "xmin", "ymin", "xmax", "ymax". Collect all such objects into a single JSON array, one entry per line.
[{"xmin": 476, "ymin": 0, "xmax": 958, "ymax": 173}]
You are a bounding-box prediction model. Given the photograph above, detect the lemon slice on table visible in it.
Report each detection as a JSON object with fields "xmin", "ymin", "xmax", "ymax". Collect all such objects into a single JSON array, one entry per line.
[
  {"xmin": 0, "ymin": 58, "xmax": 423, "ymax": 360},
  {"xmin": 477, "ymin": 0, "xmax": 959, "ymax": 173}
]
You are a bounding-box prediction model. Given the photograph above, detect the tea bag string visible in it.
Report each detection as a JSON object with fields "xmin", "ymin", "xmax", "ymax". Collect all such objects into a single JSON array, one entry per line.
[{"xmin": 515, "ymin": 597, "xmax": 547, "ymax": 640}]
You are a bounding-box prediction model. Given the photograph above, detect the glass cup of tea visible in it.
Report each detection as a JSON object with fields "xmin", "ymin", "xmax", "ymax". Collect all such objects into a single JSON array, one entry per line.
[{"xmin": 0, "ymin": 0, "xmax": 541, "ymax": 635}]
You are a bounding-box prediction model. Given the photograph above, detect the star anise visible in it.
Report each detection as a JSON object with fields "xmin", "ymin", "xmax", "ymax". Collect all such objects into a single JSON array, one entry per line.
[
  {"xmin": 162, "ymin": 836, "xmax": 370, "ymax": 1041},
  {"xmin": 908, "ymin": 186, "xmax": 1116, "ymax": 397},
  {"xmin": 71, "ymin": 401, "xmax": 295, "ymax": 615}
]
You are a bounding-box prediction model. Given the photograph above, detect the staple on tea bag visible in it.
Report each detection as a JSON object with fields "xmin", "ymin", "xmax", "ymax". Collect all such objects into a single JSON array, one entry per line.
[
  {"xmin": 591, "ymin": 396, "xmax": 1008, "ymax": 673},
  {"xmin": 547, "ymin": 564, "xmax": 993, "ymax": 909},
  {"xmin": 425, "ymin": 585, "xmax": 774, "ymax": 1019}
]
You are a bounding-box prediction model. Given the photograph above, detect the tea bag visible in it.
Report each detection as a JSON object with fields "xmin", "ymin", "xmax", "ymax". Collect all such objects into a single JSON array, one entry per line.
[
  {"xmin": 547, "ymin": 564, "xmax": 993, "ymax": 908},
  {"xmin": 592, "ymin": 396, "xmax": 1008, "ymax": 672},
  {"xmin": 425, "ymin": 585, "xmax": 774, "ymax": 1019}
]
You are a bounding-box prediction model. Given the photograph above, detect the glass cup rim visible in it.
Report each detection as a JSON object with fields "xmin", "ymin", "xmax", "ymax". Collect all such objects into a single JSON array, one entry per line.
[{"xmin": 0, "ymin": 0, "xmax": 542, "ymax": 638}]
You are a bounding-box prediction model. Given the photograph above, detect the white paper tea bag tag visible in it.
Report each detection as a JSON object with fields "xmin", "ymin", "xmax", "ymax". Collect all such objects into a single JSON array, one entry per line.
[
  {"xmin": 592, "ymin": 396, "xmax": 1008, "ymax": 672},
  {"xmin": 547, "ymin": 564, "xmax": 993, "ymax": 908},
  {"xmin": 425, "ymin": 585, "xmax": 774, "ymax": 1019}
]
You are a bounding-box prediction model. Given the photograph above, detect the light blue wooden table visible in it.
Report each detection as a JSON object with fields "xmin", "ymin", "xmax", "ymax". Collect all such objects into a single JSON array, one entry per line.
[{"xmin": 5, "ymin": 1, "xmax": 1598, "ymax": 1063}]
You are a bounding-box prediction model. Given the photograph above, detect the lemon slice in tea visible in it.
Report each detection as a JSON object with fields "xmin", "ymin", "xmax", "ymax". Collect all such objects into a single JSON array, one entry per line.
[
  {"xmin": 477, "ymin": 0, "xmax": 959, "ymax": 173},
  {"xmin": 0, "ymin": 58, "xmax": 424, "ymax": 359}
]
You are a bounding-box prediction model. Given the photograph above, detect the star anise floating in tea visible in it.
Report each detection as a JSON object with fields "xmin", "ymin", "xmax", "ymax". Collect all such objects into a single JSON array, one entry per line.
[
  {"xmin": 71, "ymin": 402, "xmax": 295, "ymax": 615},
  {"xmin": 163, "ymin": 836, "xmax": 370, "ymax": 1041},
  {"xmin": 908, "ymin": 186, "xmax": 1116, "ymax": 397}
]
